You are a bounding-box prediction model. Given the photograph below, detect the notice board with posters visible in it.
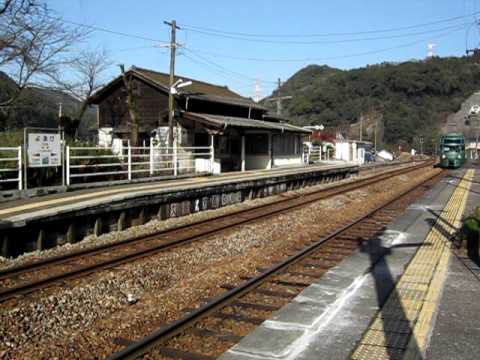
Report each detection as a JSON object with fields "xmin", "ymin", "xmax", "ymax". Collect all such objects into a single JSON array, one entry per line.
[{"xmin": 27, "ymin": 133, "xmax": 61, "ymax": 167}]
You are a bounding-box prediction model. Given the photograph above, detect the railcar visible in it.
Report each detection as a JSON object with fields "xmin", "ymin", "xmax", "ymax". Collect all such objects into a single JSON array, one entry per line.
[{"xmin": 439, "ymin": 133, "xmax": 465, "ymax": 169}]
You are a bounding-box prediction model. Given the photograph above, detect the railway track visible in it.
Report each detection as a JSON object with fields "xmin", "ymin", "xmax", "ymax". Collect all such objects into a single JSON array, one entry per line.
[
  {"xmin": 0, "ymin": 161, "xmax": 432, "ymax": 303},
  {"xmin": 106, "ymin": 168, "xmax": 446, "ymax": 360}
]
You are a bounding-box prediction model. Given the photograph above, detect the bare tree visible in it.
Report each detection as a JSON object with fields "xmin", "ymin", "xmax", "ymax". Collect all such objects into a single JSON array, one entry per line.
[
  {"xmin": 119, "ymin": 64, "xmax": 139, "ymax": 146},
  {"xmin": 0, "ymin": 0, "xmax": 34, "ymax": 15},
  {"xmin": 51, "ymin": 48, "xmax": 112, "ymax": 137},
  {"xmin": 0, "ymin": 0, "xmax": 88, "ymax": 107}
]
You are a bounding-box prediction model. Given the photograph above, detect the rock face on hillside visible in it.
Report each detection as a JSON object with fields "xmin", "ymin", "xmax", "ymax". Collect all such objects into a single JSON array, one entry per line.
[{"xmin": 444, "ymin": 92, "xmax": 480, "ymax": 141}]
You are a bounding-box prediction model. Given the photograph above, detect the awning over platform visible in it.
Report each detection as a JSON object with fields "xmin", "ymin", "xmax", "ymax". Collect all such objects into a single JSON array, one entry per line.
[{"xmin": 182, "ymin": 112, "xmax": 311, "ymax": 134}]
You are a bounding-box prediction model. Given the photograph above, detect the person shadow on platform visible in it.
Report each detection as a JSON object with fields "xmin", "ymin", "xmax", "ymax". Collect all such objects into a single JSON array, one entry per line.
[{"xmin": 359, "ymin": 234, "xmax": 425, "ymax": 360}]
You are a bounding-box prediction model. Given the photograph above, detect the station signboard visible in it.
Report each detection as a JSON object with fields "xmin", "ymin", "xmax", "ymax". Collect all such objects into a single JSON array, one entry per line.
[{"xmin": 27, "ymin": 133, "xmax": 61, "ymax": 167}]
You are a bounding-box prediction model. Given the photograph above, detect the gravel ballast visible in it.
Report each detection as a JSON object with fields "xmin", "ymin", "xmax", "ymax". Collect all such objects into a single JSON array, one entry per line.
[{"xmin": 0, "ymin": 165, "xmax": 439, "ymax": 359}]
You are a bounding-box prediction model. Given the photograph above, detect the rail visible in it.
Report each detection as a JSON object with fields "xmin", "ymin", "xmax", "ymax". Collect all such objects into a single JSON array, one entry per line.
[
  {"xmin": 0, "ymin": 161, "xmax": 433, "ymax": 303},
  {"xmin": 66, "ymin": 144, "xmax": 213, "ymax": 186},
  {"xmin": 107, "ymin": 164, "xmax": 443, "ymax": 360},
  {"xmin": 0, "ymin": 146, "xmax": 22, "ymax": 190}
]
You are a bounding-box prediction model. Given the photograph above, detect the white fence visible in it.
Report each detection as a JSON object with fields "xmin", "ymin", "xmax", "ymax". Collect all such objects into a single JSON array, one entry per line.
[
  {"xmin": 0, "ymin": 147, "xmax": 22, "ymax": 190},
  {"xmin": 303, "ymin": 145, "xmax": 331, "ymax": 164},
  {"xmin": 66, "ymin": 143, "xmax": 213, "ymax": 186}
]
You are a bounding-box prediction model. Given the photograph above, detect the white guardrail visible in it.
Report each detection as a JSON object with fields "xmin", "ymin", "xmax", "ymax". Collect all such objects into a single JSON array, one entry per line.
[
  {"xmin": 0, "ymin": 147, "xmax": 22, "ymax": 190},
  {"xmin": 303, "ymin": 145, "xmax": 331, "ymax": 164},
  {"xmin": 66, "ymin": 144, "xmax": 213, "ymax": 186}
]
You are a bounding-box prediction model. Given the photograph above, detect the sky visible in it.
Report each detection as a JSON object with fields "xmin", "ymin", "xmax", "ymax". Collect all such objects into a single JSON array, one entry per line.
[{"xmin": 48, "ymin": 0, "xmax": 480, "ymax": 98}]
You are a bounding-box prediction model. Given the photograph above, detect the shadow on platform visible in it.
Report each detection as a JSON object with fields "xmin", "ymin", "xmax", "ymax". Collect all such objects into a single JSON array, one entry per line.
[{"xmin": 359, "ymin": 234, "xmax": 424, "ymax": 359}]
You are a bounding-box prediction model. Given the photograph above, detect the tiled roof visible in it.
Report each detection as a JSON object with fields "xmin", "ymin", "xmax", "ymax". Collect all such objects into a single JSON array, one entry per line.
[
  {"xmin": 89, "ymin": 66, "xmax": 263, "ymax": 109},
  {"xmin": 132, "ymin": 67, "xmax": 241, "ymax": 98},
  {"xmin": 183, "ymin": 112, "xmax": 311, "ymax": 134}
]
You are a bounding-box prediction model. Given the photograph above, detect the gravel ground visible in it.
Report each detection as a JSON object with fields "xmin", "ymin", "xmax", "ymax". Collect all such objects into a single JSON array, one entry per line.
[
  {"xmin": 0, "ymin": 163, "xmax": 414, "ymax": 271},
  {"xmin": 0, "ymin": 165, "xmax": 438, "ymax": 359}
]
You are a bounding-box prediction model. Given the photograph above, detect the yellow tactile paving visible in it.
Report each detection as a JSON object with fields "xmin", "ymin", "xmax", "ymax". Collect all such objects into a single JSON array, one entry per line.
[{"xmin": 351, "ymin": 169, "xmax": 474, "ymax": 360}]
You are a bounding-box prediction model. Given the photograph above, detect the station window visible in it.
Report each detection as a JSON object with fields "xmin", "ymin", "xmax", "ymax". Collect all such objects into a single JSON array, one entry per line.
[
  {"xmin": 246, "ymin": 134, "xmax": 269, "ymax": 155},
  {"xmin": 273, "ymin": 135, "xmax": 298, "ymax": 155}
]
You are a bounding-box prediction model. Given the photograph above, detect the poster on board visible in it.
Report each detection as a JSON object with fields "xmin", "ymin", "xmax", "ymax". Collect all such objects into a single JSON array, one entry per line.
[{"xmin": 27, "ymin": 133, "xmax": 61, "ymax": 167}]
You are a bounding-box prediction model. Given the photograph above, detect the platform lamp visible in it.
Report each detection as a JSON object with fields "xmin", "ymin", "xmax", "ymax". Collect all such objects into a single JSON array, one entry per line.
[{"xmin": 168, "ymin": 79, "xmax": 192, "ymax": 147}]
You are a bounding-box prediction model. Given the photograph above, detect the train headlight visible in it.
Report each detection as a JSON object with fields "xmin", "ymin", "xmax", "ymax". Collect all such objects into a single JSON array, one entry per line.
[
  {"xmin": 441, "ymin": 154, "xmax": 446, "ymax": 159},
  {"xmin": 458, "ymin": 154, "xmax": 462, "ymax": 159}
]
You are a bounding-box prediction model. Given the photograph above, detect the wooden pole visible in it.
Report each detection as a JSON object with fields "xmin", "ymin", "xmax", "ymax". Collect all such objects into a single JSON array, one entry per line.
[{"xmin": 165, "ymin": 20, "xmax": 179, "ymax": 149}]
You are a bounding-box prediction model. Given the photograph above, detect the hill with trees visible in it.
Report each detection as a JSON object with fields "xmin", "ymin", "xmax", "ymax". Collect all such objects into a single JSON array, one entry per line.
[
  {"xmin": 0, "ymin": 0, "xmax": 111, "ymax": 142},
  {"xmin": 0, "ymin": 71, "xmax": 96, "ymax": 138},
  {"xmin": 266, "ymin": 57, "xmax": 480, "ymax": 152}
]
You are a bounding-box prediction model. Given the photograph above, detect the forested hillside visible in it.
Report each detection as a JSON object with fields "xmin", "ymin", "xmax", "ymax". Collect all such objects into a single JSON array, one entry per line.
[
  {"xmin": 0, "ymin": 72, "xmax": 96, "ymax": 138},
  {"xmin": 267, "ymin": 57, "xmax": 480, "ymax": 150}
]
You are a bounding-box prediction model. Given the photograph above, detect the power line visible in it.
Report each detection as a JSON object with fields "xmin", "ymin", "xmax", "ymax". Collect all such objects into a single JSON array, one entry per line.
[
  {"xmin": 185, "ymin": 24, "xmax": 470, "ymax": 63},
  {"xmin": 111, "ymin": 45, "xmax": 161, "ymax": 53},
  {"xmin": 183, "ymin": 23, "xmax": 468, "ymax": 45},
  {"xmin": 182, "ymin": 53, "xmax": 260, "ymax": 85},
  {"xmin": 184, "ymin": 48, "xmax": 278, "ymax": 84},
  {"xmin": 180, "ymin": 10, "xmax": 480, "ymax": 39},
  {"xmin": 180, "ymin": 25, "xmax": 467, "ymax": 96},
  {"xmin": 48, "ymin": 15, "xmax": 169, "ymax": 44}
]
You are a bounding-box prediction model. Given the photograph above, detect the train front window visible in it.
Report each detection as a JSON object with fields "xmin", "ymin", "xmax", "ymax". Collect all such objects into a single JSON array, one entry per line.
[{"xmin": 442, "ymin": 146, "xmax": 464, "ymax": 152}]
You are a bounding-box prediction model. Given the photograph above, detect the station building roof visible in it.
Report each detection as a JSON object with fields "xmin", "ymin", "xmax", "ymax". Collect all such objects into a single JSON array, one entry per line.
[
  {"xmin": 89, "ymin": 66, "xmax": 265, "ymax": 111},
  {"xmin": 183, "ymin": 112, "xmax": 311, "ymax": 134}
]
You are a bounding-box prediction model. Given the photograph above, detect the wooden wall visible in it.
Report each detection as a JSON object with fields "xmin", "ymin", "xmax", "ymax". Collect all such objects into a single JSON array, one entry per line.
[{"xmin": 98, "ymin": 79, "xmax": 169, "ymax": 131}]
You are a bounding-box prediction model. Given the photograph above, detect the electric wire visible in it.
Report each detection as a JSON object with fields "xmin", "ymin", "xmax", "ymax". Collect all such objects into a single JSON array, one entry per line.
[
  {"xmin": 181, "ymin": 53, "xmax": 263, "ymax": 86},
  {"xmin": 180, "ymin": 10, "xmax": 480, "ymax": 39},
  {"xmin": 185, "ymin": 24, "xmax": 470, "ymax": 64},
  {"xmin": 183, "ymin": 48, "xmax": 278, "ymax": 84},
  {"xmin": 183, "ymin": 23, "xmax": 468, "ymax": 45},
  {"xmin": 47, "ymin": 14, "xmax": 169, "ymax": 44},
  {"xmin": 180, "ymin": 24, "xmax": 467, "ymax": 96}
]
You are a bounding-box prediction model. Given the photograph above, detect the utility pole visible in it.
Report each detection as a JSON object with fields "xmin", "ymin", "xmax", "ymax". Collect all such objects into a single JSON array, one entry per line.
[
  {"xmin": 265, "ymin": 78, "xmax": 292, "ymax": 115},
  {"xmin": 374, "ymin": 118, "xmax": 377, "ymax": 152},
  {"xmin": 164, "ymin": 20, "xmax": 181, "ymax": 149},
  {"xmin": 254, "ymin": 79, "xmax": 262, "ymax": 103},
  {"xmin": 359, "ymin": 114, "xmax": 363, "ymax": 142}
]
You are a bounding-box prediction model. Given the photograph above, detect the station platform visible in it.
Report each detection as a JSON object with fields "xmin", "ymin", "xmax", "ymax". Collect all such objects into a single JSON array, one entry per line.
[
  {"xmin": 0, "ymin": 163, "xmax": 356, "ymax": 225},
  {"xmin": 0, "ymin": 162, "xmax": 359, "ymax": 257},
  {"xmin": 220, "ymin": 168, "xmax": 480, "ymax": 360}
]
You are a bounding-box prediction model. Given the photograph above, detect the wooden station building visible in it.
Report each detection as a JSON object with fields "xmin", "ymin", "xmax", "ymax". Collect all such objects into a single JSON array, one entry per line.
[{"xmin": 89, "ymin": 66, "xmax": 310, "ymax": 173}]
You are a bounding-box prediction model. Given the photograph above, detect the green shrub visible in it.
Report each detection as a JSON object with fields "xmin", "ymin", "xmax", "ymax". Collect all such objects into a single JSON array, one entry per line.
[{"xmin": 459, "ymin": 207, "xmax": 480, "ymax": 263}]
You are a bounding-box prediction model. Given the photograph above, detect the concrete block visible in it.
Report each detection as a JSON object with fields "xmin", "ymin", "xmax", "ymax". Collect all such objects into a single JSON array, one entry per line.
[
  {"xmin": 297, "ymin": 283, "xmax": 345, "ymax": 304},
  {"xmin": 66, "ymin": 223, "xmax": 77, "ymax": 244},
  {"xmin": 268, "ymin": 298, "xmax": 330, "ymax": 327},
  {"xmin": 329, "ymin": 251, "xmax": 371, "ymax": 275},
  {"xmin": 1, "ymin": 235, "xmax": 9, "ymax": 258},
  {"xmin": 36, "ymin": 229, "xmax": 45, "ymax": 251},
  {"xmin": 94, "ymin": 218, "xmax": 103, "ymax": 236},
  {"xmin": 307, "ymin": 270, "xmax": 355, "ymax": 290},
  {"xmin": 229, "ymin": 326, "xmax": 305, "ymax": 358}
]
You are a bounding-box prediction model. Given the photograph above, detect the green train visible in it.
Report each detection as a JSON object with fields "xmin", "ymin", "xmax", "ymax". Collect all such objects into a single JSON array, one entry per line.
[{"xmin": 439, "ymin": 133, "xmax": 465, "ymax": 169}]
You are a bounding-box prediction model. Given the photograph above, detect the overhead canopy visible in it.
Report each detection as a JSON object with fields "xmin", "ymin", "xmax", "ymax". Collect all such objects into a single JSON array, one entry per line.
[{"xmin": 183, "ymin": 112, "xmax": 311, "ymax": 134}]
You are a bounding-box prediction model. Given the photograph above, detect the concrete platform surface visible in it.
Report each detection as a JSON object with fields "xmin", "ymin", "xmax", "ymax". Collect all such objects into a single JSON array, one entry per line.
[
  {"xmin": 425, "ymin": 167, "xmax": 480, "ymax": 360},
  {"xmin": 220, "ymin": 169, "xmax": 479, "ymax": 360},
  {"xmin": 0, "ymin": 162, "xmax": 355, "ymax": 224}
]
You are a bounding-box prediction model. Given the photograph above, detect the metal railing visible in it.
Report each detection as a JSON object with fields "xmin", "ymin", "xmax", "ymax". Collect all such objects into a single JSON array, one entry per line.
[
  {"xmin": 66, "ymin": 143, "xmax": 213, "ymax": 186},
  {"xmin": 303, "ymin": 145, "xmax": 331, "ymax": 164},
  {"xmin": 0, "ymin": 147, "xmax": 22, "ymax": 190}
]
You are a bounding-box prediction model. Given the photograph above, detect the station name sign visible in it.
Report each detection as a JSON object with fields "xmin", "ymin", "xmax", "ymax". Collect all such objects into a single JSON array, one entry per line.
[{"xmin": 27, "ymin": 133, "xmax": 61, "ymax": 167}]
